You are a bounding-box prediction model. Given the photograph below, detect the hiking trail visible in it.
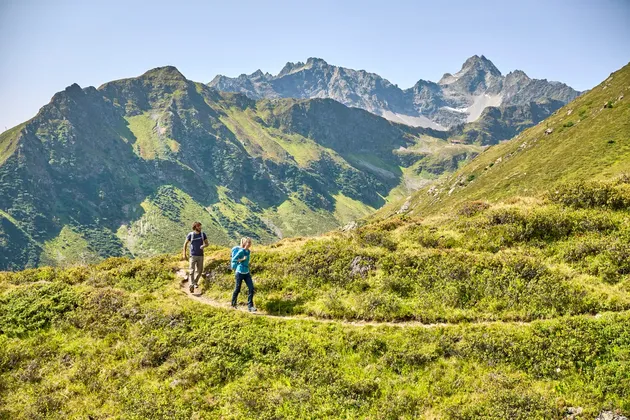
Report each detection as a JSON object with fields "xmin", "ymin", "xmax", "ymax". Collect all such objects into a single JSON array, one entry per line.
[{"xmin": 176, "ymin": 269, "xmax": 615, "ymax": 329}]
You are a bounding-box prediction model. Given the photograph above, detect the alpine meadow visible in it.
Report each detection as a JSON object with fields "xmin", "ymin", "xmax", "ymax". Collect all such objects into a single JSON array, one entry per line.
[{"xmin": 0, "ymin": 17, "xmax": 629, "ymax": 418}]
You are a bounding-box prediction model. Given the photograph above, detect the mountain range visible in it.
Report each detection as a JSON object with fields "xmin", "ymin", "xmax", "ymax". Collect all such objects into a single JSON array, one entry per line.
[
  {"xmin": 0, "ymin": 66, "xmax": 485, "ymax": 270},
  {"xmin": 210, "ymin": 55, "xmax": 580, "ymax": 131},
  {"xmin": 0, "ymin": 56, "xmax": 585, "ymax": 270}
]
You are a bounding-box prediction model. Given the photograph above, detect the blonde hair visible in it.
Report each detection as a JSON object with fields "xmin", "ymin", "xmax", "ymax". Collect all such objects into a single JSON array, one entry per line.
[{"xmin": 240, "ymin": 237, "xmax": 252, "ymax": 247}]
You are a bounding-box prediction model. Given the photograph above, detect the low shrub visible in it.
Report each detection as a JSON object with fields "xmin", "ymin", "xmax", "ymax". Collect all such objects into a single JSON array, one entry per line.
[
  {"xmin": 561, "ymin": 236, "xmax": 605, "ymax": 262},
  {"xmin": 403, "ymin": 224, "xmax": 459, "ymax": 249},
  {"xmin": 548, "ymin": 181, "xmax": 630, "ymax": 210},
  {"xmin": 357, "ymin": 229, "xmax": 397, "ymax": 251},
  {"xmin": 587, "ymin": 242, "xmax": 630, "ymax": 284},
  {"xmin": 0, "ymin": 282, "xmax": 79, "ymax": 336},
  {"xmin": 458, "ymin": 200, "xmax": 490, "ymax": 217},
  {"xmin": 474, "ymin": 206, "xmax": 618, "ymax": 246}
]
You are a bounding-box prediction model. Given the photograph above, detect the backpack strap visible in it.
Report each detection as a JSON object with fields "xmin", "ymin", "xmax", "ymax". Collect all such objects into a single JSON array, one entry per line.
[{"xmin": 189, "ymin": 231, "xmax": 204, "ymax": 241}]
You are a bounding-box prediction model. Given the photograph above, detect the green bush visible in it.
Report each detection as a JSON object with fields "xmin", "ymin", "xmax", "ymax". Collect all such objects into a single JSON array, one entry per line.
[
  {"xmin": 587, "ymin": 242, "xmax": 630, "ymax": 283},
  {"xmin": 458, "ymin": 200, "xmax": 490, "ymax": 217},
  {"xmin": 403, "ymin": 224, "xmax": 459, "ymax": 249},
  {"xmin": 357, "ymin": 229, "xmax": 397, "ymax": 251},
  {"xmin": 561, "ymin": 235, "xmax": 605, "ymax": 262},
  {"xmin": 548, "ymin": 181, "xmax": 630, "ymax": 210},
  {"xmin": 0, "ymin": 282, "xmax": 79, "ymax": 336},
  {"xmin": 475, "ymin": 206, "xmax": 617, "ymax": 246}
]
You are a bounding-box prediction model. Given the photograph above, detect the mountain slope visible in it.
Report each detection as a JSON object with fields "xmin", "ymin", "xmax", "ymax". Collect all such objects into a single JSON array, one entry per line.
[
  {"xmin": 209, "ymin": 55, "xmax": 580, "ymax": 135},
  {"xmin": 0, "ymin": 66, "xmax": 481, "ymax": 270},
  {"xmin": 394, "ymin": 61, "xmax": 630, "ymax": 216}
]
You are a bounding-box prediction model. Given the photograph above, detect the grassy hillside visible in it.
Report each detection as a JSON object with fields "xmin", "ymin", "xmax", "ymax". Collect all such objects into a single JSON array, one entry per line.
[
  {"xmin": 1, "ymin": 178, "xmax": 629, "ymax": 418},
  {"xmin": 2, "ymin": 76, "xmax": 630, "ymax": 416},
  {"xmin": 198, "ymin": 178, "xmax": 630, "ymax": 323},
  {"xmin": 391, "ymin": 62, "xmax": 630, "ymax": 216}
]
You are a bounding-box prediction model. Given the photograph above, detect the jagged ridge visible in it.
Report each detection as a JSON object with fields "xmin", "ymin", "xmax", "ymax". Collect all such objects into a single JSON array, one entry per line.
[{"xmin": 209, "ymin": 55, "xmax": 580, "ymax": 131}]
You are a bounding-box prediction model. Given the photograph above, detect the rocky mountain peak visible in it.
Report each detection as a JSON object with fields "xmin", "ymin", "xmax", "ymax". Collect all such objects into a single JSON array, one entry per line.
[
  {"xmin": 207, "ymin": 55, "xmax": 579, "ymax": 130},
  {"xmin": 508, "ymin": 69, "xmax": 528, "ymax": 78},
  {"xmin": 49, "ymin": 83, "xmax": 85, "ymax": 105},
  {"xmin": 306, "ymin": 57, "xmax": 329, "ymax": 67},
  {"xmin": 504, "ymin": 69, "xmax": 532, "ymax": 87},
  {"xmin": 278, "ymin": 61, "xmax": 305, "ymax": 77},
  {"xmin": 461, "ymin": 55, "xmax": 501, "ymax": 75},
  {"xmin": 65, "ymin": 83, "xmax": 83, "ymax": 94},
  {"xmin": 438, "ymin": 56, "xmax": 500, "ymax": 86},
  {"xmin": 438, "ymin": 73, "xmax": 453, "ymax": 84}
]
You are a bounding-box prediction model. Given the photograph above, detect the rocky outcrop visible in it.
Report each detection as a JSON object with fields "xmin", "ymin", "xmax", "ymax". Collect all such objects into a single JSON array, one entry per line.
[
  {"xmin": 209, "ymin": 55, "xmax": 580, "ymax": 131},
  {"xmin": 596, "ymin": 411, "xmax": 628, "ymax": 420}
]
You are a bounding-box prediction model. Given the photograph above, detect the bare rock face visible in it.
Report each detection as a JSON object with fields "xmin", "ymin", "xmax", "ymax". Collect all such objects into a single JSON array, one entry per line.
[
  {"xmin": 341, "ymin": 221, "xmax": 359, "ymax": 232},
  {"xmin": 397, "ymin": 196, "xmax": 412, "ymax": 214},
  {"xmin": 565, "ymin": 406, "xmax": 583, "ymax": 419},
  {"xmin": 349, "ymin": 256, "xmax": 375, "ymax": 278},
  {"xmin": 596, "ymin": 411, "xmax": 628, "ymax": 420},
  {"xmin": 209, "ymin": 55, "xmax": 580, "ymax": 131}
]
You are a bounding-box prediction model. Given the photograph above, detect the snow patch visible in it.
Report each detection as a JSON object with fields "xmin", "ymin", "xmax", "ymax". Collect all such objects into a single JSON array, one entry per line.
[{"xmin": 466, "ymin": 93, "xmax": 503, "ymax": 122}]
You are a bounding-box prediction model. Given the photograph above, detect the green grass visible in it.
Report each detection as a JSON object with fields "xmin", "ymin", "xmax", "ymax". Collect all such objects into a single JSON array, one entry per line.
[
  {"xmin": 0, "ymin": 253, "xmax": 629, "ymax": 418},
  {"xmin": 257, "ymin": 193, "xmax": 375, "ymax": 239},
  {"xmin": 117, "ymin": 186, "xmax": 231, "ymax": 257},
  {"xmin": 332, "ymin": 193, "xmax": 376, "ymax": 224},
  {"xmin": 220, "ymin": 104, "xmax": 353, "ymax": 170},
  {"xmin": 220, "ymin": 107, "xmax": 293, "ymax": 163},
  {"xmin": 201, "ymin": 179, "xmax": 630, "ymax": 324},
  {"xmin": 261, "ymin": 195, "xmax": 339, "ymax": 238},
  {"xmin": 267, "ymin": 131, "xmax": 327, "ymax": 167},
  {"xmin": 125, "ymin": 114, "xmax": 177, "ymax": 160},
  {"xmin": 0, "ymin": 211, "xmax": 41, "ymax": 270},
  {"xmin": 0, "ymin": 123, "xmax": 26, "ymax": 165}
]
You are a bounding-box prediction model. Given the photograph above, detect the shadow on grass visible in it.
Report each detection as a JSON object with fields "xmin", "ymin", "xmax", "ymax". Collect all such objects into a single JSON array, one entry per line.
[{"xmin": 262, "ymin": 296, "xmax": 307, "ymax": 316}]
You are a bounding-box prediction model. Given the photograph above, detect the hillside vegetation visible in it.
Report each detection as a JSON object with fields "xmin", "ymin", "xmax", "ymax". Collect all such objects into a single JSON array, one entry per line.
[
  {"xmin": 392, "ymin": 62, "xmax": 630, "ymax": 217},
  {"xmin": 200, "ymin": 178, "xmax": 630, "ymax": 323},
  {"xmin": 1, "ymin": 178, "xmax": 629, "ymax": 418}
]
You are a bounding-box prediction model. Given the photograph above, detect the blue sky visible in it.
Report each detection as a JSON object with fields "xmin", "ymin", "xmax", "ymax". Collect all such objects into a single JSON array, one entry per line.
[{"xmin": 1, "ymin": 0, "xmax": 629, "ymax": 132}]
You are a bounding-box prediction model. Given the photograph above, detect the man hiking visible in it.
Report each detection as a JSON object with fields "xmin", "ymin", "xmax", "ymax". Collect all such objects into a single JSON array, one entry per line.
[
  {"xmin": 231, "ymin": 237, "xmax": 256, "ymax": 312},
  {"xmin": 183, "ymin": 222, "xmax": 209, "ymax": 293}
]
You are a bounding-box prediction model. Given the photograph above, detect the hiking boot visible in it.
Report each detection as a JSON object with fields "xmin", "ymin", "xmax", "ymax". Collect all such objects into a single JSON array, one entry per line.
[
  {"xmin": 189, "ymin": 283, "xmax": 195, "ymax": 293},
  {"xmin": 230, "ymin": 304, "xmax": 237, "ymax": 309},
  {"xmin": 248, "ymin": 307, "xmax": 257, "ymax": 313}
]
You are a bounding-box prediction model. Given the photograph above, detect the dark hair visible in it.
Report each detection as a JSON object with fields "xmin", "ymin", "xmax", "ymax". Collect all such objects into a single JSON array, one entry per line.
[{"xmin": 192, "ymin": 221, "xmax": 202, "ymax": 230}]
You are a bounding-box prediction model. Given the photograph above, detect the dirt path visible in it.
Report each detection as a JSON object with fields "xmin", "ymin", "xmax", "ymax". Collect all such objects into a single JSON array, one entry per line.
[{"xmin": 177, "ymin": 269, "xmax": 538, "ymax": 328}]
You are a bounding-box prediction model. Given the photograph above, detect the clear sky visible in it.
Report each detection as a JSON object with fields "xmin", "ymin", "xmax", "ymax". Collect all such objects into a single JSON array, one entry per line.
[{"xmin": 1, "ymin": 0, "xmax": 629, "ymax": 133}]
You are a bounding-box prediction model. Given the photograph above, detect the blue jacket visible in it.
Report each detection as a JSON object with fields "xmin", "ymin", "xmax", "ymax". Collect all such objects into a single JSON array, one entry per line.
[{"xmin": 233, "ymin": 248, "xmax": 251, "ymax": 273}]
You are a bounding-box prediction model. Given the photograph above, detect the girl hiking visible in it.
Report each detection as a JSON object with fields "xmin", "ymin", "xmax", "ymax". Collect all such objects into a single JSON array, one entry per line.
[{"xmin": 230, "ymin": 237, "xmax": 256, "ymax": 312}]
